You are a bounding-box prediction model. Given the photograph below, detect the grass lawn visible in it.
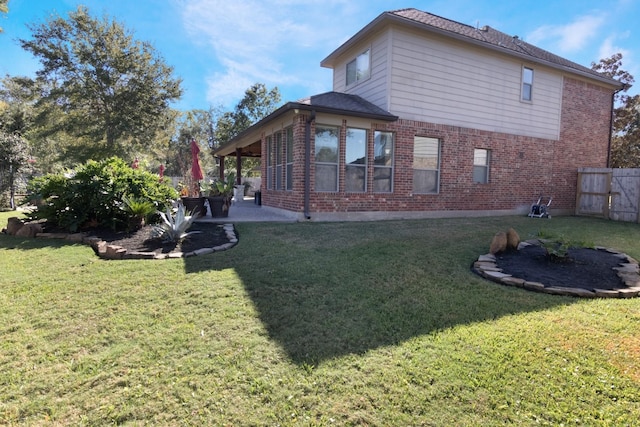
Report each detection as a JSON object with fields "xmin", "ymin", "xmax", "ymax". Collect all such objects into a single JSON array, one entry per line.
[{"xmin": 1, "ymin": 211, "xmax": 639, "ymax": 426}]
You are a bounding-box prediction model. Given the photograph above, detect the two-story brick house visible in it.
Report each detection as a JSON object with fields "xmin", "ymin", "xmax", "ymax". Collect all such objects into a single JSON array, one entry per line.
[{"xmin": 212, "ymin": 8, "xmax": 622, "ymax": 221}]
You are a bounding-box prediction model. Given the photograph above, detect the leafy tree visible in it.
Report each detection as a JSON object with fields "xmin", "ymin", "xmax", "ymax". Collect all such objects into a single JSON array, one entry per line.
[
  {"xmin": 18, "ymin": 6, "xmax": 182, "ymax": 162},
  {"xmin": 211, "ymin": 83, "xmax": 281, "ymax": 176},
  {"xmin": 25, "ymin": 156, "xmax": 177, "ymax": 231},
  {"xmin": 591, "ymin": 53, "xmax": 639, "ymax": 167},
  {"xmin": 0, "ymin": 0, "xmax": 7, "ymax": 33},
  {"xmin": 0, "ymin": 130, "xmax": 28, "ymax": 209}
]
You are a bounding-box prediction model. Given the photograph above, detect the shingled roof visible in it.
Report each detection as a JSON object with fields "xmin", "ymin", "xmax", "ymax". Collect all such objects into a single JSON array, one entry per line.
[
  {"xmin": 322, "ymin": 8, "xmax": 620, "ymax": 87},
  {"xmin": 211, "ymin": 92, "xmax": 397, "ymax": 156}
]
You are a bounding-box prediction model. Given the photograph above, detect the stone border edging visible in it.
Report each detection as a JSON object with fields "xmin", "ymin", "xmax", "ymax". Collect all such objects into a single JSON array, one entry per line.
[
  {"xmin": 34, "ymin": 224, "xmax": 238, "ymax": 260},
  {"xmin": 472, "ymin": 240, "xmax": 640, "ymax": 298}
]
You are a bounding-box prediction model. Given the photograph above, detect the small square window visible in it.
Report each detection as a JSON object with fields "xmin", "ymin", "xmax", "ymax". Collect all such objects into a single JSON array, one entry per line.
[
  {"xmin": 473, "ymin": 149, "xmax": 490, "ymax": 183},
  {"xmin": 346, "ymin": 49, "xmax": 370, "ymax": 86}
]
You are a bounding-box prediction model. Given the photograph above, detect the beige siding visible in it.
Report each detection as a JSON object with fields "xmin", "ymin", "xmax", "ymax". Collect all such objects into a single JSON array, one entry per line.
[
  {"xmin": 333, "ymin": 31, "xmax": 390, "ymax": 109},
  {"xmin": 388, "ymin": 27, "xmax": 562, "ymax": 140}
]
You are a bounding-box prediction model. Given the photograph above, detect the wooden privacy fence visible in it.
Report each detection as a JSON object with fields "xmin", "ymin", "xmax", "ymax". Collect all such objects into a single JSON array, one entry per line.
[{"xmin": 576, "ymin": 168, "xmax": 640, "ymax": 222}]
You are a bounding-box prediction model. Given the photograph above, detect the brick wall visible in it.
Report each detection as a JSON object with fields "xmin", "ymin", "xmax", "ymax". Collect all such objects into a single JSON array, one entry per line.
[{"xmin": 260, "ymin": 79, "xmax": 614, "ymax": 216}]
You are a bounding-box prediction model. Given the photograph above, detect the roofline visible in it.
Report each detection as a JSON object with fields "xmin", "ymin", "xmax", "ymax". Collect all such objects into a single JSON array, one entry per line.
[
  {"xmin": 321, "ymin": 11, "xmax": 623, "ymax": 89},
  {"xmin": 212, "ymin": 101, "xmax": 398, "ymax": 157}
]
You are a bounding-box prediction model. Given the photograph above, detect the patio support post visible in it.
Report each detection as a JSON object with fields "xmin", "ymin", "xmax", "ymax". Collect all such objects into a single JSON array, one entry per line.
[
  {"xmin": 218, "ymin": 155, "xmax": 225, "ymax": 181},
  {"xmin": 235, "ymin": 148, "xmax": 242, "ymax": 185}
]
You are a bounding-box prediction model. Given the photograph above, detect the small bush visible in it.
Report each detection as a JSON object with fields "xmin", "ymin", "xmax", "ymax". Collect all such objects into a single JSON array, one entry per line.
[{"xmin": 24, "ymin": 157, "xmax": 177, "ymax": 231}]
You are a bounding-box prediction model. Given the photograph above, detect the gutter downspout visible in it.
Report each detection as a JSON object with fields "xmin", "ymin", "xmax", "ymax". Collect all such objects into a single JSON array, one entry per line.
[
  {"xmin": 607, "ymin": 84, "xmax": 627, "ymax": 167},
  {"xmin": 304, "ymin": 110, "xmax": 316, "ymax": 220}
]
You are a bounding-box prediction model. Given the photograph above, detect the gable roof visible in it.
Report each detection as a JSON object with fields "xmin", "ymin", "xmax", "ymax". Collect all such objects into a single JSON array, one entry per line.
[
  {"xmin": 212, "ymin": 92, "xmax": 397, "ymax": 157},
  {"xmin": 321, "ymin": 8, "xmax": 622, "ymax": 88}
]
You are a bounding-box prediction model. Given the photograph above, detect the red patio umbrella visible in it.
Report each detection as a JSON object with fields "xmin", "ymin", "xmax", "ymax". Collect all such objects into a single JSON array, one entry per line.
[
  {"xmin": 158, "ymin": 164, "xmax": 165, "ymax": 181},
  {"xmin": 190, "ymin": 139, "xmax": 204, "ymax": 195}
]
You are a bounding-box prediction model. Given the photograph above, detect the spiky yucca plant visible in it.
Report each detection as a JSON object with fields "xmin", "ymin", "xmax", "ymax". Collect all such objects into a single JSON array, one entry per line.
[{"xmin": 151, "ymin": 203, "xmax": 201, "ymax": 243}]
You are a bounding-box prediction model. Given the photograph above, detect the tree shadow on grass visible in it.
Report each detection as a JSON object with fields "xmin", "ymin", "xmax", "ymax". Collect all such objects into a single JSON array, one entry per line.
[{"xmin": 184, "ymin": 220, "xmax": 576, "ymax": 365}]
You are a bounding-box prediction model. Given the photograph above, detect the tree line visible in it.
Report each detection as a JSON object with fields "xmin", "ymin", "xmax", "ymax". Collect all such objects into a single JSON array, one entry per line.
[{"xmin": 0, "ymin": 4, "xmax": 279, "ymax": 208}]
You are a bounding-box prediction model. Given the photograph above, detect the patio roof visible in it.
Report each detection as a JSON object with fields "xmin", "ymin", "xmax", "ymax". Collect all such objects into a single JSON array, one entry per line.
[{"xmin": 211, "ymin": 92, "xmax": 398, "ymax": 157}]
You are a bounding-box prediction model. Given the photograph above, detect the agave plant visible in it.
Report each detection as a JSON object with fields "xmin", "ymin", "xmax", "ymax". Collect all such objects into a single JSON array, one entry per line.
[{"xmin": 151, "ymin": 202, "xmax": 201, "ymax": 243}]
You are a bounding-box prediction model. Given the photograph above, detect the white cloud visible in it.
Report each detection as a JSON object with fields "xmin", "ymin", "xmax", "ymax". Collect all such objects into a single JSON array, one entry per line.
[
  {"xmin": 598, "ymin": 34, "xmax": 631, "ymax": 63},
  {"xmin": 179, "ymin": 0, "xmax": 354, "ymax": 106},
  {"xmin": 527, "ymin": 14, "xmax": 606, "ymax": 54}
]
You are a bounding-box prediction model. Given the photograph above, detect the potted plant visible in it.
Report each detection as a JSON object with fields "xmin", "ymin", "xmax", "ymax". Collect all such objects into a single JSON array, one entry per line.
[
  {"xmin": 179, "ymin": 180, "xmax": 206, "ymax": 218},
  {"xmin": 206, "ymin": 173, "xmax": 235, "ymax": 217}
]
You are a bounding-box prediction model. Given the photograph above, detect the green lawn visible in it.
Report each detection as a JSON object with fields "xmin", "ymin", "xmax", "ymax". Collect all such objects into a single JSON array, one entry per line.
[{"xmin": 1, "ymin": 211, "xmax": 639, "ymax": 426}]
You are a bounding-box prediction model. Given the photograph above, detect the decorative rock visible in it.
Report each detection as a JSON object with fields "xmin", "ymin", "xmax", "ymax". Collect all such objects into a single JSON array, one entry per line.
[
  {"xmin": 483, "ymin": 271, "xmax": 512, "ymax": 280},
  {"xmin": 15, "ymin": 223, "xmax": 43, "ymax": 238},
  {"xmin": 506, "ymin": 228, "xmax": 520, "ymax": 251},
  {"xmin": 194, "ymin": 248, "xmax": 214, "ymax": 256},
  {"xmin": 594, "ymin": 289, "xmax": 620, "ymax": 298},
  {"xmin": 6, "ymin": 217, "xmax": 25, "ymax": 235},
  {"xmin": 524, "ymin": 281, "xmax": 545, "ymax": 291},
  {"xmin": 542, "ymin": 286, "xmax": 595, "ymax": 298},
  {"xmin": 501, "ymin": 277, "xmax": 526, "ymax": 287},
  {"xmin": 489, "ymin": 231, "xmax": 507, "ymax": 254},
  {"xmin": 618, "ymin": 288, "xmax": 640, "ymax": 298},
  {"xmin": 65, "ymin": 233, "xmax": 85, "ymax": 242},
  {"xmin": 478, "ymin": 254, "xmax": 496, "ymax": 262}
]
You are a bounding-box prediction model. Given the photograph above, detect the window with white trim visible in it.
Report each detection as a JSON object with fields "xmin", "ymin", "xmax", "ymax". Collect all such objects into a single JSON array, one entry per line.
[
  {"xmin": 266, "ymin": 135, "xmax": 273, "ymax": 189},
  {"xmin": 285, "ymin": 127, "xmax": 293, "ymax": 191},
  {"xmin": 373, "ymin": 131, "xmax": 394, "ymax": 193},
  {"xmin": 314, "ymin": 125, "xmax": 339, "ymax": 192},
  {"xmin": 413, "ymin": 136, "xmax": 440, "ymax": 194},
  {"xmin": 345, "ymin": 128, "xmax": 367, "ymax": 192},
  {"xmin": 473, "ymin": 148, "xmax": 490, "ymax": 183},
  {"xmin": 346, "ymin": 49, "xmax": 370, "ymax": 86},
  {"xmin": 522, "ymin": 67, "xmax": 533, "ymax": 101},
  {"xmin": 275, "ymin": 132, "xmax": 283, "ymax": 190}
]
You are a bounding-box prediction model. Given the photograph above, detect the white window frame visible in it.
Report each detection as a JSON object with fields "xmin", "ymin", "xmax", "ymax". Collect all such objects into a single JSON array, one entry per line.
[
  {"xmin": 373, "ymin": 131, "xmax": 394, "ymax": 193},
  {"xmin": 473, "ymin": 148, "xmax": 490, "ymax": 184},
  {"xmin": 522, "ymin": 66, "xmax": 533, "ymax": 102},
  {"xmin": 345, "ymin": 127, "xmax": 368, "ymax": 193},
  {"xmin": 266, "ymin": 135, "xmax": 273, "ymax": 189},
  {"xmin": 346, "ymin": 48, "xmax": 371, "ymax": 86},
  {"xmin": 285, "ymin": 126, "xmax": 293, "ymax": 191},
  {"xmin": 314, "ymin": 125, "xmax": 340, "ymax": 192},
  {"xmin": 412, "ymin": 136, "xmax": 441, "ymax": 194}
]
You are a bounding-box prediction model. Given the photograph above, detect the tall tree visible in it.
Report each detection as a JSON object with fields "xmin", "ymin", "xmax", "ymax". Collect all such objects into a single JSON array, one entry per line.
[
  {"xmin": 591, "ymin": 53, "xmax": 639, "ymax": 167},
  {"xmin": 211, "ymin": 83, "xmax": 281, "ymax": 177},
  {"xmin": 18, "ymin": 6, "xmax": 182, "ymax": 161},
  {"xmin": 0, "ymin": 0, "xmax": 7, "ymax": 33},
  {"xmin": 0, "ymin": 131, "xmax": 28, "ymax": 209}
]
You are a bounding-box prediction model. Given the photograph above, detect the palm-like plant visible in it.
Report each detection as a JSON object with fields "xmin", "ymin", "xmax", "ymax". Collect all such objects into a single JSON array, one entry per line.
[{"xmin": 151, "ymin": 202, "xmax": 201, "ymax": 243}]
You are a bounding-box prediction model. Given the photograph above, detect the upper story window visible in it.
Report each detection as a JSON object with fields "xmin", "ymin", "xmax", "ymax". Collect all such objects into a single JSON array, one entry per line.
[
  {"xmin": 522, "ymin": 67, "xmax": 533, "ymax": 101},
  {"xmin": 346, "ymin": 49, "xmax": 370, "ymax": 86}
]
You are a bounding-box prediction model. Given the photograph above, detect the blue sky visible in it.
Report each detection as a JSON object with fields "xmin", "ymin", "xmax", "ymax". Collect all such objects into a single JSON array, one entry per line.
[{"xmin": 1, "ymin": 0, "xmax": 638, "ymax": 111}]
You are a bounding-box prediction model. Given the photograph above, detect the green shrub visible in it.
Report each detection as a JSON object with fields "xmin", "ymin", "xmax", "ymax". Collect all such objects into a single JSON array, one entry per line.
[{"xmin": 24, "ymin": 157, "xmax": 177, "ymax": 231}]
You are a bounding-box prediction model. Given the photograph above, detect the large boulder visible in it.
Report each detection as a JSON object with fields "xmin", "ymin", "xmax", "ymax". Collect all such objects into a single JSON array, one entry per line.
[
  {"xmin": 5, "ymin": 217, "xmax": 25, "ymax": 235},
  {"xmin": 506, "ymin": 227, "xmax": 520, "ymax": 251},
  {"xmin": 489, "ymin": 231, "xmax": 508, "ymax": 254},
  {"xmin": 15, "ymin": 222, "xmax": 43, "ymax": 238}
]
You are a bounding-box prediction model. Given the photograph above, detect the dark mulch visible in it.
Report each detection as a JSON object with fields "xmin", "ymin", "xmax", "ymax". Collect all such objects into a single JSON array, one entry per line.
[
  {"xmin": 81, "ymin": 222, "xmax": 230, "ymax": 254},
  {"xmin": 495, "ymin": 244, "xmax": 628, "ymax": 290}
]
